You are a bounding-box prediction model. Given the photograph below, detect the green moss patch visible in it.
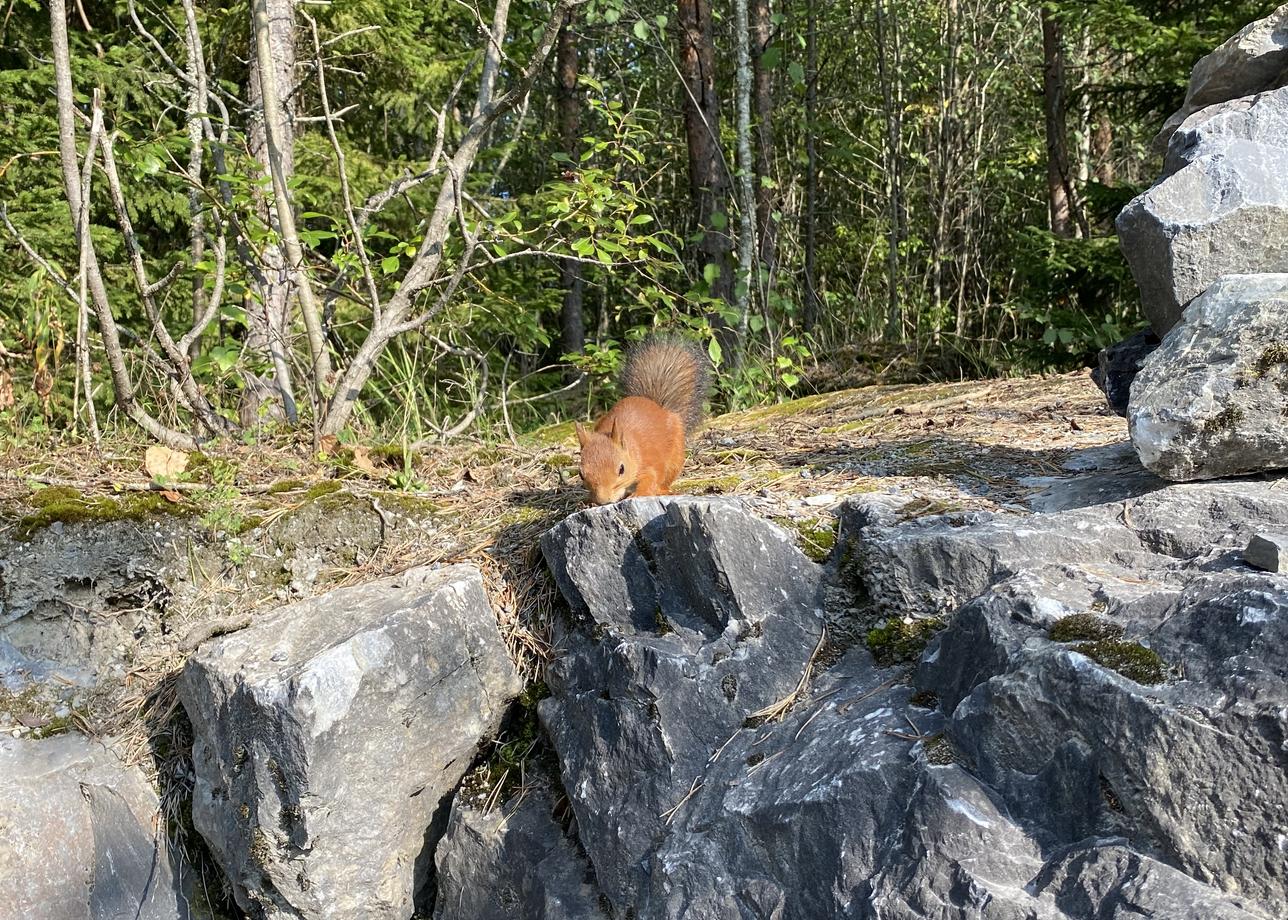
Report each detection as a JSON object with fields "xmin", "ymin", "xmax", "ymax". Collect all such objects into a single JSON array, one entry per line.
[
  {"xmin": 1073, "ymin": 640, "xmax": 1167, "ymax": 686},
  {"xmin": 866, "ymin": 617, "xmax": 946, "ymax": 667},
  {"xmin": 524, "ymin": 421, "xmax": 577, "ymax": 447},
  {"xmin": 773, "ymin": 516, "xmax": 838, "ymax": 563},
  {"xmin": 923, "ymin": 733, "xmax": 957, "ymax": 766},
  {"xmin": 17, "ymin": 486, "xmax": 193, "ymax": 540},
  {"xmin": 1049, "ymin": 613, "xmax": 1124, "ymax": 643}
]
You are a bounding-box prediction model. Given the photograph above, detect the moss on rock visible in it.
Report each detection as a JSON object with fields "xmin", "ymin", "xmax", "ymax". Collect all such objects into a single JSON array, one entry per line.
[
  {"xmin": 17, "ymin": 487, "xmax": 194, "ymax": 541},
  {"xmin": 866, "ymin": 617, "xmax": 946, "ymax": 667},
  {"xmin": 1073, "ymin": 640, "xmax": 1167, "ymax": 685},
  {"xmin": 1049, "ymin": 613, "xmax": 1124, "ymax": 643}
]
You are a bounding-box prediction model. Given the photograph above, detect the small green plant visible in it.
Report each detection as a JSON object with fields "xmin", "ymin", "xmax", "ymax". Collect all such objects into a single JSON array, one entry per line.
[
  {"xmin": 199, "ymin": 459, "xmax": 245, "ymax": 534},
  {"xmin": 866, "ymin": 617, "xmax": 946, "ymax": 667}
]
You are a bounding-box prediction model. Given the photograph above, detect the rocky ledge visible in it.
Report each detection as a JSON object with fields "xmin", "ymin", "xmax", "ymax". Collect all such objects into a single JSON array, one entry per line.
[{"xmin": 430, "ymin": 452, "xmax": 1286, "ymax": 920}]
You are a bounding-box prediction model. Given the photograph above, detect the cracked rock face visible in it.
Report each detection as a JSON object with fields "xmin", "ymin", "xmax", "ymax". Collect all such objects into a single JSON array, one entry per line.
[
  {"xmin": 1129, "ymin": 273, "xmax": 1288, "ymax": 480},
  {"xmin": 529, "ymin": 482, "xmax": 1286, "ymax": 919},
  {"xmin": 539, "ymin": 498, "xmax": 827, "ymax": 912},
  {"xmin": 432, "ymin": 778, "xmax": 608, "ymax": 920},
  {"xmin": 180, "ymin": 564, "xmax": 520, "ymax": 920},
  {"xmin": 0, "ymin": 734, "xmax": 189, "ymax": 920}
]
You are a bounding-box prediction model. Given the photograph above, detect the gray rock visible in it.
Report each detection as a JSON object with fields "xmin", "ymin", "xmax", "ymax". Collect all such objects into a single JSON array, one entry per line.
[
  {"xmin": 0, "ymin": 519, "xmax": 179, "ymax": 681},
  {"xmin": 837, "ymin": 494, "xmax": 1148, "ymax": 619},
  {"xmin": 180, "ymin": 564, "xmax": 521, "ymax": 920},
  {"xmin": 1244, "ymin": 532, "xmax": 1288, "ymax": 572},
  {"xmin": 1129, "ymin": 273, "xmax": 1288, "ymax": 479},
  {"xmin": 534, "ymin": 488, "xmax": 1282, "ymax": 919},
  {"xmin": 432, "ymin": 780, "xmax": 608, "ymax": 920},
  {"xmin": 539, "ymin": 497, "xmax": 826, "ymax": 911},
  {"xmin": 1158, "ymin": 4, "xmax": 1288, "ymax": 148},
  {"xmin": 0, "ymin": 734, "xmax": 189, "ymax": 920},
  {"xmin": 1090, "ymin": 328, "xmax": 1160, "ymax": 416},
  {"xmin": 1116, "ymin": 144, "xmax": 1288, "ymax": 335},
  {"xmin": 1165, "ymin": 85, "xmax": 1288, "ymax": 176},
  {"xmin": 1030, "ymin": 845, "xmax": 1269, "ymax": 920},
  {"xmin": 921, "ymin": 564, "xmax": 1288, "ymax": 916}
]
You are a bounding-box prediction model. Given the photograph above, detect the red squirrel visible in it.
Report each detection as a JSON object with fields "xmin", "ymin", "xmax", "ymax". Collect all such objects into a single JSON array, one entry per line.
[{"xmin": 576, "ymin": 335, "xmax": 710, "ymax": 505}]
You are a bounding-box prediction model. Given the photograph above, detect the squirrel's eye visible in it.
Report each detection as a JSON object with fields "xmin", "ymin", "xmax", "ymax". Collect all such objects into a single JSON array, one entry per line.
[{"xmin": 618, "ymin": 464, "xmax": 625, "ymax": 476}]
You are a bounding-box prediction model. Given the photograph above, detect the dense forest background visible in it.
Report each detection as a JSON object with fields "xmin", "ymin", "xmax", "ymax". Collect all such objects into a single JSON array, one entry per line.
[{"xmin": 0, "ymin": 0, "xmax": 1269, "ymax": 448}]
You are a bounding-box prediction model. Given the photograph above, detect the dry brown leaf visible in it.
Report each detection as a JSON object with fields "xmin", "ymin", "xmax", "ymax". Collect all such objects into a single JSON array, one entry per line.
[
  {"xmin": 145, "ymin": 444, "xmax": 189, "ymax": 480},
  {"xmin": 350, "ymin": 445, "xmax": 380, "ymax": 476},
  {"xmin": 0, "ymin": 369, "xmax": 14, "ymax": 410},
  {"xmin": 159, "ymin": 489, "xmax": 184, "ymax": 503},
  {"xmin": 319, "ymin": 434, "xmax": 339, "ymax": 455}
]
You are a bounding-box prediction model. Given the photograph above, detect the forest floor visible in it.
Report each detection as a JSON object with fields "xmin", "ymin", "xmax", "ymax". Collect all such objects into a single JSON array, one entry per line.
[{"xmin": 0, "ymin": 370, "xmax": 1126, "ymax": 759}]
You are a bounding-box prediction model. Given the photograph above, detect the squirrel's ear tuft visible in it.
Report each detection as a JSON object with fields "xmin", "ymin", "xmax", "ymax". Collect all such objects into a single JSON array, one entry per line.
[
  {"xmin": 575, "ymin": 421, "xmax": 590, "ymax": 447},
  {"xmin": 608, "ymin": 418, "xmax": 624, "ymax": 447}
]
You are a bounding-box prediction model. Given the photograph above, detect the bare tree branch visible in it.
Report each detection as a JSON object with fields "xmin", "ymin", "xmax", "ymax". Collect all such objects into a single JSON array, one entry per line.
[
  {"xmin": 48, "ymin": 0, "xmax": 200, "ymax": 449},
  {"xmin": 306, "ymin": 13, "xmax": 381, "ymax": 324}
]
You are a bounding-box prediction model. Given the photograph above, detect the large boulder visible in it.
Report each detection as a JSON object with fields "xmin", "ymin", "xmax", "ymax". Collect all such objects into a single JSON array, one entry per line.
[
  {"xmin": 1129, "ymin": 273, "xmax": 1288, "ymax": 480},
  {"xmin": 539, "ymin": 498, "xmax": 826, "ymax": 912},
  {"xmin": 532, "ymin": 489, "xmax": 1283, "ymax": 919},
  {"xmin": 1164, "ymin": 85, "xmax": 1288, "ymax": 176},
  {"xmin": 1158, "ymin": 4, "xmax": 1288, "ymax": 147},
  {"xmin": 179, "ymin": 564, "xmax": 521, "ymax": 920},
  {"xmin": 0, "ymin": 734, "xmax": 189, "ymax": 920},
  {"xmin": 1115, "ymin": 142, "xmax": 1288, "ymax": 335},
  {"xmin": 920, "ymin": 565, "xmax": 1288, "ymax": 916}
]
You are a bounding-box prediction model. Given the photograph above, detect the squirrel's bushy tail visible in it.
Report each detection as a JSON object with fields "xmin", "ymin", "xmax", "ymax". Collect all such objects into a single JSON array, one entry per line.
[{"xmin": 622, "ymin": 334, "xmax": 711, "ymax": 435}]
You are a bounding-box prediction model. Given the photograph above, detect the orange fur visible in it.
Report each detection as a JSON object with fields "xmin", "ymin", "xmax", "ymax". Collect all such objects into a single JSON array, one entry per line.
[{"xmin": 576, "ymin": 336, "xmax": 708, "ymax": 505}]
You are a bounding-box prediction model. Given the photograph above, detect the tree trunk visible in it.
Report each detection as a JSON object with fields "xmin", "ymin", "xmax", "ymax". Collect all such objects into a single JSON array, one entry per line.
[
  {"xmin": 1041, "ymin": 3, "xmax": 1079, "ymax": 239},
  {"xmin": 555, "ymin": 10, "xmax": 585, "ymax": 370},
  {"xmin": 802, "ymin": 0, "xmax": 821, "ymax": 332},
  {"xmin": 676, "ymin": 0, "xmax": 737, "ymax": 360},
  {"xmin": 734, "ymin": 0, "xmax": 758, "ymax": 338},
  {"xmin": 751, "ymin": 0, "xmax": 777, "ymax": 278},
  {"xmin": 1092, "ymin": 109, "xmax": 1114, "ymax": 184},
  {"xmin": 875, "ymin": 0, "xmax": 904, "ymax": 342},
  {"xmin": 247, "ymin": 0, "xmax": 299, "ymax": 410}
]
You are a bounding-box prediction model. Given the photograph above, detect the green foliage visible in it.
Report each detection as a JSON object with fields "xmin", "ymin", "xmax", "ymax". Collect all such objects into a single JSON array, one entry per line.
[{"xmin": 0, "ymin": 0, "xmax": 1266, "ymax": 446}]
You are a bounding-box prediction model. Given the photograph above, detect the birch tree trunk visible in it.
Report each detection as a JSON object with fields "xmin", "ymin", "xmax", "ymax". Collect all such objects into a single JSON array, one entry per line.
[
  {"xmin": 247, "ymin": 0, "xmax": 300, "ymax": 411},
  {"xmin": 734, "ymin": 0, "xmax": 758, "ymax": 338},
  {"xmin": 751, "ymin": 0, "xmax": 777, "ymax": 277}
]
